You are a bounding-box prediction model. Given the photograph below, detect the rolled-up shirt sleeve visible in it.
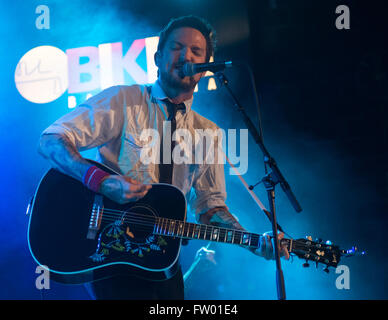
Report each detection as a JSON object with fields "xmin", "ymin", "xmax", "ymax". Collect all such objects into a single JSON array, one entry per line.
[
  {"xmin": 41, "ymin": 85, "xmax": 124, "ymax": 151},
  {"xmin": 191, "ymin": 162, "xmax": 228, "ymax": 223}
]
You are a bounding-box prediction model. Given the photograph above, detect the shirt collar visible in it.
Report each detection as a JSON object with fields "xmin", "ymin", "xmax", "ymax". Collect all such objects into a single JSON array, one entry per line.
[{"xmin": 151, "ymin": 80, "xmax": 193, "ymax": 113}]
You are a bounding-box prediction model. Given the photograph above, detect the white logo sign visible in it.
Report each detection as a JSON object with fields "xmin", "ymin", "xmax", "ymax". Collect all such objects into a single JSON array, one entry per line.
[{"xmin": 15, "ymin": 46, "xmax": 68, "ymax": 104}]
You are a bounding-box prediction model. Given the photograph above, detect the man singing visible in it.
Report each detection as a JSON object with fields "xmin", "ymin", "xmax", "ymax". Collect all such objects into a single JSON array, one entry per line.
[{"xmin": 38, "ymin": 15, "xmax": 289, "ymax": 299}]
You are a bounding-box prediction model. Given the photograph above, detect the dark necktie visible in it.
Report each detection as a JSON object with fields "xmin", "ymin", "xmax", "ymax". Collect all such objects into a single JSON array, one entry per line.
[{"xmin": 159, "ymin": 100, "xmax": 185, "ymax": 184}]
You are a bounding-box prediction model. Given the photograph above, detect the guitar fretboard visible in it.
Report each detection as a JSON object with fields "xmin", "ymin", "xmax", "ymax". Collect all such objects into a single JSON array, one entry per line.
[{"xmin": 153, "ymin": 216, "xmax": 261, "ymax": 248}]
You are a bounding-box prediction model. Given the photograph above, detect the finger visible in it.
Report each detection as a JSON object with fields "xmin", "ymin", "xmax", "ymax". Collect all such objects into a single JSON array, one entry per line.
[
  {"xmin": 270, "ymin": 234, "xmax": 289, "ymax": 260},
  {"xmin": 123, "ymin": 176, "xmax": 141, "ymax": 184},
  {"xmin": 128, "ymin": 183, "xmax": 152, "ymax": 193},
  {"xmin": 265, "ymin": 235, "xmax": 273, "ymax": 260},
  {"xmin": 122, "ymin": 185, "xmax": 151, "ymax": 200},
  {"xmin": 276, "ymin": 232, "xmax": 284, "ymax": 254},
  {"xmin": 261, "ymin": 232, "xmax": 271, "ymax": 259},
  {"xmin": 259, "ymin": 236, "xmax": 267, "ymax": 258},
  {"xmin": 276, "ymin": 233, "xmax": 290, "ymax": 260},
  {"xmin": 283, "ymin": 247, "xmax": 290, "ymax": 260},
  {"xmin": 126, "ymin": 189, "xmax": 150, "ymax": 200},
  {"xmin": 270, "ymin": 235, "xmax": 281, "ymax": 260},
  {"xmin": 279, "ymin": 243, "xmax": 290, "ymax": 260}
]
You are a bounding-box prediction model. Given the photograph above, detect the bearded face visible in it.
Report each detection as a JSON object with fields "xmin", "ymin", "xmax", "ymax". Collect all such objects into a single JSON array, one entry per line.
[{"xmin": 155, "ymin": 27, "xmax": 207, "ymax": 93}]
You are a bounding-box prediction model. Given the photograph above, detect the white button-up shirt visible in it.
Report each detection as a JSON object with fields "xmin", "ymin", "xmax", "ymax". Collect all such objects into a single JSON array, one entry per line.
[{"xmin": 42, "ymin": 81, "xmax": 227, "ymax": 221}]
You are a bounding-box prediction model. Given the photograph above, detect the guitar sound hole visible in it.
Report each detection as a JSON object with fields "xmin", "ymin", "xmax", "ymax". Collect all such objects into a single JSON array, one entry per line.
[{"xmin": 122, "ymin": 205, "xmax": 156, "ymax": 244}]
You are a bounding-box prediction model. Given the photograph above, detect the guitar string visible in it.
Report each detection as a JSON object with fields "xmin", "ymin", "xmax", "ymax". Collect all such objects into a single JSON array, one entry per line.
[
  {"xmin": 98, "ymin": 212, "xmax": 262, "ymax": 243},
  {"xmin": 95, "ymin": 209, "xmax": 305, "ymax": 251},
  {"xmin": 101, "ymin": 209, "xmax": 191, "ymax": 227},
  {"xmin": 98, "ymin": 216, "xmax": 302, "ymax": 254},
  {"xmin": 101, "ymin": 209, "xmax": 157, "ymax": 221},
  {"xmin": 99, "ymin": 215, "xmax": 295, "ymax": 250},
  {"xmin": 100, "ymin": 216, "xmax": 309, "ymax": 252},
  {"xmin": 100, "ymin": 210, "xmax": 278, "ymax": 242},
  {"xmin": 95, "ymin": 215, "xmax": 317, "ymax": 256},
  {"xmin": 95, "ymin": 218, "xmax": 304, "ymax": 256},
  {"xmin": 96, "ymin": 215, "xmax": 332, "ymax": 261},
  {"xmin": 94, "ymin": 218, "xmax": 329, "ymax": 264},
  {"xmin": 99, "ymin": 206, "xmax": 157, "ymax": 216},
  {"xmin": 96, "ymin": 207, "xmax": 163, "ymax": 223},
  {"xmin": 99, "ymin": 214, "xmax": 299, "ymax": 247},
  {"xmin": 94, "ymin": 207, "xmax": 294, "ymax": 243},
  {"xmin": 96, "ymin": 215, "xmax": 298, "ymax": 250},
  {"xmin": 97, "ymin": 218, "xmax": 263, "ymax": 247},
  {"xmin": 98, "ymin": 209, "xmax": 307, "ymax": 249},
  {"xmin": 99, "ymin": 215, "xmax": 252, "ymax": 239},
  {"xmin": 101, "ymin": 212, "xmax": 159, "ymax": 223},
  {"xmin": 100, "ymin": 208, "xmax": 254, "ymax": 237},
  {"xmin": 100, "ymin": 211, "xmax": 254, "ymax": 238},
  {"xmin": 100, "ymin": 208, "xmax": 267, "ymax": 242}
]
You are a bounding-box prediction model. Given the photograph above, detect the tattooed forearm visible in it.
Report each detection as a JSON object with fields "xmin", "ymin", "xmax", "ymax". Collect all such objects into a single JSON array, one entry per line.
[
  {"xmin": 199, "ymin": 207, "xmax": 244, "ymax": 230},
  {"xmin": 38, "ymin": 133, "xmax": 91, "ymax": 182}
]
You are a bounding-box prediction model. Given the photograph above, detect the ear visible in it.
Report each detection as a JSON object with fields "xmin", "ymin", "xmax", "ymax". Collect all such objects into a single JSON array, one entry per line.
[{"xmin": 154, "ymin": 51, "xmax": 161, "ymax": 67}]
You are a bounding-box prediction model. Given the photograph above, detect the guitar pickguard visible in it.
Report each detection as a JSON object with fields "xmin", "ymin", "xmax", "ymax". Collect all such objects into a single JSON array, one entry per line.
[{"xmin": 89, "ymin": 207, "xmax": 168, "ymax": 264}]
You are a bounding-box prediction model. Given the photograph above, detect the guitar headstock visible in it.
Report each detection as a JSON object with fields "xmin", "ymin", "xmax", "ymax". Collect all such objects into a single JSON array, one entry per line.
[{"xmin": 285, "ymin": 236, "xmax": 366, "ymax": 272}]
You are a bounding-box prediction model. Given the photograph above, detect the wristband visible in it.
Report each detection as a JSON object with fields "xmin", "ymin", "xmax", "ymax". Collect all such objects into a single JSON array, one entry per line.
[{"xmin": 83, "ymin": 165, "xmax": 110, "ymax": 193}]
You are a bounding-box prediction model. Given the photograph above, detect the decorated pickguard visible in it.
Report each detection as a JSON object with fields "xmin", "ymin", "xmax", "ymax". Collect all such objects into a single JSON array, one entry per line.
[{"xmin": 89, "ymin": 217, "xmax": 168, "ymax": 264}]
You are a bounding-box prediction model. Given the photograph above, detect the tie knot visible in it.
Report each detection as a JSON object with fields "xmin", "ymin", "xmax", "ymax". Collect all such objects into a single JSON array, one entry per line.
[{"xmin": 164, "ymin": 100, "xmax": 186, "ymax": 120}]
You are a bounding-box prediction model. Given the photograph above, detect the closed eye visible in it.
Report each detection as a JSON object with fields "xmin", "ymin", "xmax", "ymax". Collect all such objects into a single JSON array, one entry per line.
[
  {"xmin": 192, "ymin": 47, "xmax": 205, "ymax": 57},
  {"xmin": 170, "ymin": 41, "xmax": 183, "ymax": 50}
]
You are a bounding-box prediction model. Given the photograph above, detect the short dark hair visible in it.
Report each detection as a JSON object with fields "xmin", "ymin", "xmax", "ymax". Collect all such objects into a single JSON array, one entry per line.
[{"xmin": 157, "ymin": 15, "xmax": 217, "ymax": 62}]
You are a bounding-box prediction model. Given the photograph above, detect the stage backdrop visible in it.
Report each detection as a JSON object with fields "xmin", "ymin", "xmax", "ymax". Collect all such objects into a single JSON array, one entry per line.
[{"xmin": 0, "ymin": 0, "xmax": 386, "ymax": 299}]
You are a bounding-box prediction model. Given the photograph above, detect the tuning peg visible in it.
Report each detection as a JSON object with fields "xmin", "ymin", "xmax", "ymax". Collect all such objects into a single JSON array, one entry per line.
[
  {"xmin": 345, "ymin": 246, "xmax": 366, "ymax": 256},
  {"xmin": 346, "ymin": 246, "xmax": 357, "ymax": 255},
  {"xmin": 303, "ymin": 260, "xmax": 310, "ymax": 268}
]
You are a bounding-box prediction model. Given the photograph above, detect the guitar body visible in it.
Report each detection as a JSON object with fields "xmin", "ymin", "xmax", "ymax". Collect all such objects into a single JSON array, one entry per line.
[
  {"xmin": 28, "ymin": 162, "xmax": 354, "ymax": 285},
  {"xmin": 28, "ymin": 161, "xmax": 186, "ymax": 284}
]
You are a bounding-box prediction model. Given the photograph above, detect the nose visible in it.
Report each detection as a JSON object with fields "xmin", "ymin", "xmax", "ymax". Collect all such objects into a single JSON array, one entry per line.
[{"xmin": 180, "ymin": 47, "xmax": 194, "ymax": 62}]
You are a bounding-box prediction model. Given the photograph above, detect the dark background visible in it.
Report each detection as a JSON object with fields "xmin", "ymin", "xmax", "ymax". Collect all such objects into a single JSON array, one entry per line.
[{"xmin": 0, "ymin": 0, "xmax": 386, "ymax": 299}]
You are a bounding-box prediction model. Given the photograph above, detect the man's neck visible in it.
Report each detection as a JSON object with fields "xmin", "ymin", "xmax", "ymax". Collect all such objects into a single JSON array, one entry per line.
[{"xmin": 159, "ymin": 80, "xmax": 194, "ymax": 104}]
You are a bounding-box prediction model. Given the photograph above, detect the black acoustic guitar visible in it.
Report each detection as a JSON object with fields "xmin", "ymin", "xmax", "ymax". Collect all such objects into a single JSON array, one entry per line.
[{"xmin": 27, "ymin": 161, "xmax": 361, "ymax": 284}]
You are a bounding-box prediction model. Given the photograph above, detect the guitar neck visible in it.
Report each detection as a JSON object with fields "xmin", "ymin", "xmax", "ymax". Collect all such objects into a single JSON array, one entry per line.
[{"xmin": 153, "ymin": 216, "xmax": 271, "ymax": 250}]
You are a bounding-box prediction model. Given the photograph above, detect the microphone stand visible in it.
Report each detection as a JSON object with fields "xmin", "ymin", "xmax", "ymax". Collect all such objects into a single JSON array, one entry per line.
[{"xmin": 215, "ymin": 71, "xmax": 302, "ymax": 300}]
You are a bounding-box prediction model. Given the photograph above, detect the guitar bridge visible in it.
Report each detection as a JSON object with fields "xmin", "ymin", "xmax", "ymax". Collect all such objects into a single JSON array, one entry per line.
[{"xmin": 87, "ymin": 195, "xmax": 104, "ymax": 240}]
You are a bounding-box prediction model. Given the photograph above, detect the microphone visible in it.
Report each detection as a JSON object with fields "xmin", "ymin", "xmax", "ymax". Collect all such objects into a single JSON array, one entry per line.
[{"xmin": 181, "ymin": 61, "xmax": 233, "ymax": 77}]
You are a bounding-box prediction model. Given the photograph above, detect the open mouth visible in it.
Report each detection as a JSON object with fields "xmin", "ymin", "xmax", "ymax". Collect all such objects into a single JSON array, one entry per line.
[{"xmin": 174, "ymin": 64, "xmax": 185, "ymax": 78}]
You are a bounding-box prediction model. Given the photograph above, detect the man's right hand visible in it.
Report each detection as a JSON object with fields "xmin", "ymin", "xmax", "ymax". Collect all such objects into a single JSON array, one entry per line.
[{"xmin": 99, "ymin": 175, "xmax": 152, "ymax": 204}]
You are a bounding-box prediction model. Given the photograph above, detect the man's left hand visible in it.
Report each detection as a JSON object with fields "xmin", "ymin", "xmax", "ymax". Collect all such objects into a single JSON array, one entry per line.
[{"xmin": 251, "ymin": 231, "xmax": 290, "ymax": 261}]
